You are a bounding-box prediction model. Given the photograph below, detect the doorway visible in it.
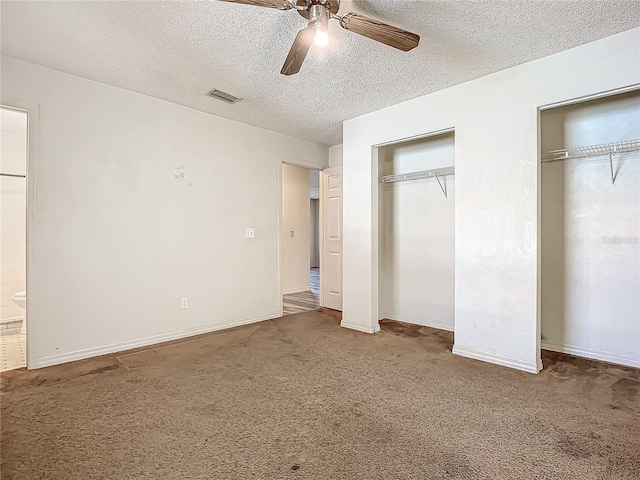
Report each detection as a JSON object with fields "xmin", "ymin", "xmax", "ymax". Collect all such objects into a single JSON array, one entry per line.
[
  {"xmin": 281, "ymin": 164, "xmax": 321, "ymax": 315},
  {"xmin": 0, "ymin": 106, "xmax": 28, "ymax": 371},
  {"xmin": 310, "ymin": 170, "xmax": 320, "ymax": 297}
]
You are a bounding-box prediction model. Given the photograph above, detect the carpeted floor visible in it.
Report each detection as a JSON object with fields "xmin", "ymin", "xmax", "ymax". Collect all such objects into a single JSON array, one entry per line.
[{"xmin": 1, "ymin": 310, "xmax": 639, "ymax": 479}]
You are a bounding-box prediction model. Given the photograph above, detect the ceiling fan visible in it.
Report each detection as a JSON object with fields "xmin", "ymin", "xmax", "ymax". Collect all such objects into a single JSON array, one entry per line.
[{"xmin": 219, "ymin": 0, "xmax": 420, "ymax": 75}]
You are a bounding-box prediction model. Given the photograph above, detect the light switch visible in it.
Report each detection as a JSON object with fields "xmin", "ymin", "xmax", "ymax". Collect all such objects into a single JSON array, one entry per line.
[{"xmin": 245, "ymin": 228, "xmax": 255, "ymax": 238}]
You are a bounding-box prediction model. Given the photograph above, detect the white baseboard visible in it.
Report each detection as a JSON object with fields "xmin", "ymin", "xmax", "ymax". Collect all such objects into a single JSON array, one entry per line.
[
  {"xmin": 384, "ymin": 312, "xmax": 454, "ymax": 332},
  {"xmin": 282, "ymin": 286, "xmax": 310, "ymax": 295},
  {"xmin": 33, "ymin": 310, "xmax": 281, "ymax": 369},
  {"xmin": 541, "ymin": 341, "xmax": 640, "ymax": 368},
  {"xmin": 453, "ymin": 344, "xmax": 541, "ymax": 374},
  {"xmin": 341, "ymin": 319, "xmax": 381, "ymax": 334}
]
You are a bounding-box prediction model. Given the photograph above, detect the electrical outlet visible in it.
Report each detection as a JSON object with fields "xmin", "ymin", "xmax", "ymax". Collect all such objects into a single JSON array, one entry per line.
[
  {"xmin": 181, "ymin": 297, "xmax": 189, "ymax": 309},
  {"xmin": 290, "ymin": 230, "xmax": 295, "ymax": 239},
  {"xmin": 245, "ymin": 228, "xmax": 255, "ymax": 238}
]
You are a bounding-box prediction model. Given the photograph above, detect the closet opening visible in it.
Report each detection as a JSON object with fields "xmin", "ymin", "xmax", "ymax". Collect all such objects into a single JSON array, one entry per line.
[
  {"xmin": 540, "ymin": 90, "xmax": 640, "ymax": 368},
  {"xmin": 377, "ymin": 130, "xmax": 456, "ymax": 341}
]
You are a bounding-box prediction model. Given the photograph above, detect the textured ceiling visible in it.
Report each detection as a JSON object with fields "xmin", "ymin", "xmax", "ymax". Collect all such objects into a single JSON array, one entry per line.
[{"xmin": 2, "ymin": 1, "xmax": 639, "ymax": 145}]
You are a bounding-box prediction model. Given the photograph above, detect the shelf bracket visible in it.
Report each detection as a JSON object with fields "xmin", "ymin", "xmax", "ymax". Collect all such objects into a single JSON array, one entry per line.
[
  {"xmin": 609, "ymin": 151, "xmax": 617, "ymax": 186},
  {"xmin": 435, "ymin": 175, "xmax": 447, "ymax": 198}
]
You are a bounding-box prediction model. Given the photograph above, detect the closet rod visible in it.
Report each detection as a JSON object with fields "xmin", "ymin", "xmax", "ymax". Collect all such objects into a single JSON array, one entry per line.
[{"xmin": 0, "ymin": 173, "xmax": 26, "ymax": 178}]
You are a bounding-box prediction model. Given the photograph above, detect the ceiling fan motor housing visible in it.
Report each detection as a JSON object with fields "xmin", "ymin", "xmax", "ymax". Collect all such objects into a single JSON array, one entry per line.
[{"xmin": 296, "ymin": 0, "xmax": 340, "ymax": 19}]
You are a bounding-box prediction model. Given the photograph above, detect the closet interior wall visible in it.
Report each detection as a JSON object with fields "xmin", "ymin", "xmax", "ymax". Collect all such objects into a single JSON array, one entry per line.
[
  {"xmin": 540, "ymin": 90, "xmax": 640, "ymax": 368},
  {"xmin": 379, "ymin": 133, "xmax": 455, "ymax": 331}
]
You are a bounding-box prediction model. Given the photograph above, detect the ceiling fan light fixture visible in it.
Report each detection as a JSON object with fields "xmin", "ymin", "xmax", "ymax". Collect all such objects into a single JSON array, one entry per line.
[
  {"xmin": 314, "ymin": 26, "xmax": 328, "ymax": 46},
  {"xmin": 309, "ymin": 3, "xmax": 330, "ymax": 46}
]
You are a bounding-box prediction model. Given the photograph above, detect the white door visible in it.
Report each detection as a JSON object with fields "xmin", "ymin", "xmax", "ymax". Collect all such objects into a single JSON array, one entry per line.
[{"xmin": 321, "ymin": 167, "xmax": 342, "ymax": 311}]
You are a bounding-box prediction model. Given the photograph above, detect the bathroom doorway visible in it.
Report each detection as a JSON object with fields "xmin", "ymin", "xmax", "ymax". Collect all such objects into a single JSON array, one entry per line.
[
  {"xmin": 281, "ymin": 164, "xmax": 321, "ymax": 316},
  {"xmin": 0, "ymin": 106, "xmax": 28, "ymax": 371}
]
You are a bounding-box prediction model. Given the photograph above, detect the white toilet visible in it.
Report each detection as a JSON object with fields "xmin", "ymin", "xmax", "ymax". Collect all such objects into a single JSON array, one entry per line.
[{"xmin": 11, "ymin": 291, "xmax": 26, "ymax": 335}]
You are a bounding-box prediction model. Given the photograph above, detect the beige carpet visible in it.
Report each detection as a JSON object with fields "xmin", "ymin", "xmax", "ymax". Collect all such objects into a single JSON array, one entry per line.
[{"xmin": 1, "ymin": 310, "xmax": 639, "ymax": 479}]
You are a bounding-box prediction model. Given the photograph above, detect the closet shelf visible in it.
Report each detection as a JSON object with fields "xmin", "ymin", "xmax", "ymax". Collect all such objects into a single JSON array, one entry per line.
[
  {"xmin": 541, "ymin": 139, "xmax": 640, "ymax": 163},
  {"xmin": 381, "ymin": 166, "xmax": 455, "ymax": 198},
  {"xmin": 541, "ymin": 139, "xmax": 639, "ymax": 186},
  {"xmin": 381, "ymin": 166, "xmax": 455, "ymax": 183}
]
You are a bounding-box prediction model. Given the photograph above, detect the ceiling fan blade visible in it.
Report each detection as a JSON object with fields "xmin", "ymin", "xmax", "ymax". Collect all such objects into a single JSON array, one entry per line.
[
  {"xmin": 218, "ymin": 0, "xmax": 292, "ymax": 9},
  {"xmin": 281, "ymin": 27, "xmax": 315, "ymax": 76},
  {"xmin": 338, "ymin": 13, "xmax": 420, "ymax": 52}
]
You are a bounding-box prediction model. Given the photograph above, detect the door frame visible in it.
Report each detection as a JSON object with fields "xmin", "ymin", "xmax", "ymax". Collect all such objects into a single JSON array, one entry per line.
[
  {"xmin": 1, "ymin": 99, "xmax": 39, "ymax": 370},
  {"xmin": 278, "ymin": 157, "xmax": 324, "ymax": 315}
]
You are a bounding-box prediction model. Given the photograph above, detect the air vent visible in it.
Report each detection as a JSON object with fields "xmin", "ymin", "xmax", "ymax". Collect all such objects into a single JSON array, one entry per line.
[{"xmin": 207, "ymin": 89, "xmax": 242, "ymax": 104}]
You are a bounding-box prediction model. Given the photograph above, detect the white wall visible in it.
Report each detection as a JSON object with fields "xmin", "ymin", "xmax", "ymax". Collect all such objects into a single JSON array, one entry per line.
[
  {"xmin": 0, "ymin": 114, "xmax": 27, "ymax": 322},
  {"xmin": 342, "ymin": 28, "xmax": 640, "ymax": 373},
  {"xmin": 328, "ymin": 144, "xmax": 343, "ymax": 168},
  {"xmin": 282, "ymin": 163, "xmax": 311, "ymax": 293},
  {"xmin": 1, "ymin": 56, "xmax": 327, "ymax": 368},
  {"xmin": 381, "ymin": 134, "xmax": 455, "ymax": 331},
  {"xmin": 541, "ymin": 91, "xmax": 640, "ymax": 367}
]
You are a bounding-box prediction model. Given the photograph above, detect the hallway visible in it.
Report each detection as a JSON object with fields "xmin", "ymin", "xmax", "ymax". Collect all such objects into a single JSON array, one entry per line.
[{"xmin": 283, "ymin": 268, "xmax": 319, "ymax": 315}]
